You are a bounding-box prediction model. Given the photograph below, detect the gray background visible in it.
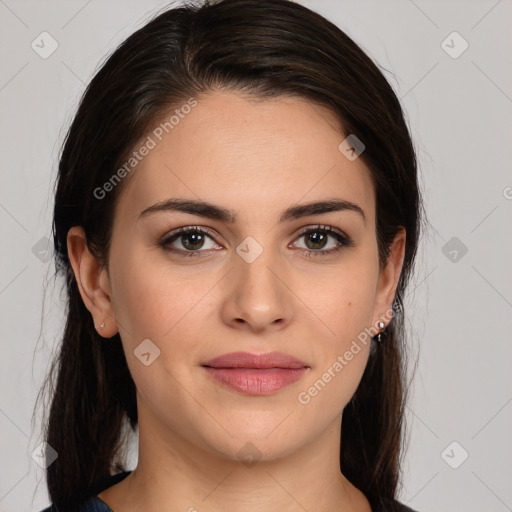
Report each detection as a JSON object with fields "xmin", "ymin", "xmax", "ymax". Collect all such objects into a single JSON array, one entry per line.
[{"xmin": 1, "ymin": 1, "xmax": 511, "ymax": 511}]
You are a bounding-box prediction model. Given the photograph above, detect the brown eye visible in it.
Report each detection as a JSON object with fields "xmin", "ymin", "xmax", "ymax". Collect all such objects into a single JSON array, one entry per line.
[
  {"xmin": 179, "ymin": 231, "xmax": 206, "ymax": 250},
  {"xmin": 161, "ymin": 227, "xmax": 221, "ymax": 256},
  {"xmin": 293, "ymin": 225, "xmax": 354, "ymax": 256},
  {"xmin": 304, "ymin": 230, "xmax": 329, "ymax": 250}
]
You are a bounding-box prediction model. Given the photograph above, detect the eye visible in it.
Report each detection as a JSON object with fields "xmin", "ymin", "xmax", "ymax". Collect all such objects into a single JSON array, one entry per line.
[
  {"xmin": 160, "ymin": 226, "xmax": 222, "ymax": 257},
  {"xmin": 160, "ymin": 224, "xmax": 354, "ymax": 259},
  {"xmin": 291, "ymin": 225, "xmax": 354, "ymax": 257}
]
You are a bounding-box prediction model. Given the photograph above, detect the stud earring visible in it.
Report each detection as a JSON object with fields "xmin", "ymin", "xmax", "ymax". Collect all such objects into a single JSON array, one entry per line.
[
  {"xmin": 376, "ymin": 321, "xmax": 385, "ymax": 343},
  {"xmin": 96, "ymin": 322, "xmax": 105, "ymax": 331}
]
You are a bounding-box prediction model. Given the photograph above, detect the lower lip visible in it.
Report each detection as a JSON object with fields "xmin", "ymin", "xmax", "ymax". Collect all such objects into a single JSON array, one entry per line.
[{"xmin": 203, "ymin": 367, "xmax": 309, "ymax": 395}]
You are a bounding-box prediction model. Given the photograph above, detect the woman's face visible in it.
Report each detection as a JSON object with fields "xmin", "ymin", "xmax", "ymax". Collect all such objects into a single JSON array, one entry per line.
[{"xmin": 97, "ymin": 90, "xmax": 403, "ymax": 462}]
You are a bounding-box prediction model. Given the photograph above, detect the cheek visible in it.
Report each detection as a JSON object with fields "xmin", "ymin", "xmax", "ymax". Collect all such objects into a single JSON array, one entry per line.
[
  {"xmin": 108, "ymin": 250, "xmax": 213, "ymax": 405},
  {"xmin": 109, "ymin": 244, "xmax": 214, "ymax": 344},
  {"xmin": 313, "ymin": 250, "xmax": 379, "ymax": 343},
  {"xmin": 297, "ymin": 248, "xmax": 378, "ymax": 408},
  {"xmin": 296, "ymin": 291, "xmax": 374, "ymax": 425},
  {"xmin": 110, "ymin": 231, "xmax": 380, "ymax": 357}
]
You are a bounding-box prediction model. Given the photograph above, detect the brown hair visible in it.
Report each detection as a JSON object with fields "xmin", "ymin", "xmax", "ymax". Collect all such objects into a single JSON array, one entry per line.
[{"xmin": 37, "ymin": 0, "xmax": 423, "ymax": 510}]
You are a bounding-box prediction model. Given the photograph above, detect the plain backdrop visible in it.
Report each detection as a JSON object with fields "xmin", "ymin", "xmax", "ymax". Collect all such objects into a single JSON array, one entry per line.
[{"xmin": 0, "ymin": 1, "xmax": 511, "ymax": 511}]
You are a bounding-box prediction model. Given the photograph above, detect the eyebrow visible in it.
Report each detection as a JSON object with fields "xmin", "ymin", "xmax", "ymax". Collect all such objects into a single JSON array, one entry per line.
[{"xmin": 139, "ymin": 198, "xmax": 366, "ymax": 224}]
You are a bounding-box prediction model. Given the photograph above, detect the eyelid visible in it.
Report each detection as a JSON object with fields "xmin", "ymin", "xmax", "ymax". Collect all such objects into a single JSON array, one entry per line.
[
  {"xmin": 293, "ymin": 224, "xmax": 350, "ymax": 240},
  {"xmin": 161, "ymin": 225, "xmax": 223, "ymax": 245},
  {"xmin": 160, "ymin": 223, "xmax": 354, "ymax": 257},
  {"xmin": 290, "ymin": 224, "xmax": 354, "ymax": 252}
]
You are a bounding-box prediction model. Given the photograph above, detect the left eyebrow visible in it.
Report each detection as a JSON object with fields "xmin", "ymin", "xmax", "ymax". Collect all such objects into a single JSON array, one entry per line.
[
  {"xmin": 279, "ymin": 199, "xmax": 366, "ymax": 225},
  {"xmin": 138, "ymin": 198, "xmax": 366, "ymax": 225}
]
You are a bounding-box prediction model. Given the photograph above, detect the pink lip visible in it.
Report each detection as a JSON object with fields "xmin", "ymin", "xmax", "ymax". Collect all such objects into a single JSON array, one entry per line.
[{"xmin": 202, "ymin": 351, "xmax": 310, "ymax": 395}]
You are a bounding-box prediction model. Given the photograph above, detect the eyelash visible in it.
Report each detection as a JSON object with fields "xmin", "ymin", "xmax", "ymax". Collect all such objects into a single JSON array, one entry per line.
[{"xmin": 160, "ymin": 224, "xmax": 354, "ymax": 258}]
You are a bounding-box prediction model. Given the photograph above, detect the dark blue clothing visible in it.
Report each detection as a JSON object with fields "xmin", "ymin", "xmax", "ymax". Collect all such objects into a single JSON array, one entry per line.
[
  {"xmin": 40, "ymin": 471, "xmax": 130, "ymax": 512},
  {"xmin": 40, "ymin": 470, "xmax": 418, "ymax": 511}
]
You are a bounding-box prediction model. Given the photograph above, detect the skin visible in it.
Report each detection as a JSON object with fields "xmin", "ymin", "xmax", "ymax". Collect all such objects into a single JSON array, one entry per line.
[{"xmin": 68, "ymin": 90, "xmax": 405, "ymax": 512}]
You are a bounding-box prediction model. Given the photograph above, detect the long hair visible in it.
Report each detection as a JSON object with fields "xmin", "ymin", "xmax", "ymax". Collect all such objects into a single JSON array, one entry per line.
[{"xmin": 37, "ymin": 0, "xmax": 423, "ymax": 510}]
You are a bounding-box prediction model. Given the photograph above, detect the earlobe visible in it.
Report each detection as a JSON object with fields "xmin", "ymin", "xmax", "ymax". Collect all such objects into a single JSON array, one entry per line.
[{"xmin": 67, "ymin": 227, "xmax": 118, "ymax": 338}]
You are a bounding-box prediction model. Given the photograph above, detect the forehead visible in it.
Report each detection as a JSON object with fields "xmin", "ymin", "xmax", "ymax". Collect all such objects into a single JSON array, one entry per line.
[{"xmin": 116, "ymin": 91, "xmax": 376, "ymax": 225}]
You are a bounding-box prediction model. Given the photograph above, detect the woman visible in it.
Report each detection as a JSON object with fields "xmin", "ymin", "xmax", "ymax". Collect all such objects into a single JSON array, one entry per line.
[{"xmin": 38, "ymin": 0, "xmax": 423, "ymax": 510}]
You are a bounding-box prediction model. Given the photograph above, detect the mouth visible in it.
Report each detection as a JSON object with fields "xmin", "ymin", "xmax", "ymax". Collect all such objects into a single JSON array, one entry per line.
[{"xmin": 201, "ymin": 351, "xmax": 310, "ymax": 395}]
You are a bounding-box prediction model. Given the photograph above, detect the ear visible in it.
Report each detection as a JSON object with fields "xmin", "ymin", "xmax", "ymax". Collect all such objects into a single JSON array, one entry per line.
[
  {"xmin": 372, "ymin": 227, "xmax": 406, "ymax": 327},
  {"xmin": 67, "ymin": 226, "xmax": 118, "ymax": 338}
]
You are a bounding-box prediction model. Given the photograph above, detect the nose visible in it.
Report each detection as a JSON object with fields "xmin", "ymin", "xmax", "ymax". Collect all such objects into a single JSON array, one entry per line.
[{"xmin": 220, "ymin": 247, "xmax": 294, "ymax": 334}]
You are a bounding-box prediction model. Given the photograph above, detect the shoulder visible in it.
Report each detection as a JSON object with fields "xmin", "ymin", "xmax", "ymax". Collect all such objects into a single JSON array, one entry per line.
[{"xmin": 38, "ymin": 471, "xmax": 131, "ymax": 512}]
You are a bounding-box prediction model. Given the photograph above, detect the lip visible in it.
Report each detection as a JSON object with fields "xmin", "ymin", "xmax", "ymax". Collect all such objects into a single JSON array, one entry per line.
[
  {"xmin": 202, "ymin": 351, "xmax": 310, "ymax": 395},
  {"xmin": 202, "ymin": 351, "xmax": 308, "ymax": 369}
]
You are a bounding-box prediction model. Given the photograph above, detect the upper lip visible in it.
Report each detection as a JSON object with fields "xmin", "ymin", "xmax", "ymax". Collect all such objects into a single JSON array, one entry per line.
[{"xmin": 202, "ymin": 351, "xmax": 309, "ymax": 369}]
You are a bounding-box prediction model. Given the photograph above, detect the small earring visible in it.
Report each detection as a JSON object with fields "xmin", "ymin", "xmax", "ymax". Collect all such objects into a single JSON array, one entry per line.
[
  {"xmin": 376, "ymin": 321, "xmax": 385, "ymax": 343},
  {"xmin": 96, "ymin": 322, "xmax": 105, "ymax": 331}
]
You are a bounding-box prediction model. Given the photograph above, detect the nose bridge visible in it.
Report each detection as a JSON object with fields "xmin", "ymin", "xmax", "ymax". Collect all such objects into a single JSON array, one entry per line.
[{"xmin": 224, "ymin": 237, "xmax": 292, "ymax": 331}]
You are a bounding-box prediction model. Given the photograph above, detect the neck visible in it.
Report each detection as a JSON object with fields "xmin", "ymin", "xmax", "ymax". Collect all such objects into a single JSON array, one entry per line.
[{"xmin": 99, "ymin": 404, "xmax": 371, "ymax": 512}]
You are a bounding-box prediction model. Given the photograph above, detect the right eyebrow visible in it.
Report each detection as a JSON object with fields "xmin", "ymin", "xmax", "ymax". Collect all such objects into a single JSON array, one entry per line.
[{"xmin": 139, "ymin": 198, "xmax": 237, "ymax": 223}]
